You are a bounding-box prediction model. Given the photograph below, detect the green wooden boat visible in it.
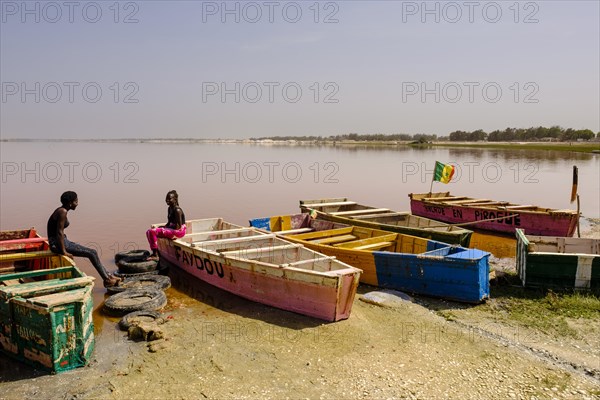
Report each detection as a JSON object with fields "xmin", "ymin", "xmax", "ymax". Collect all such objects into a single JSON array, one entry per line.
[
  {"xmin": 516, "ymin": 229, "xmax": 600, "ymax": 289},
  {"xmin": 299, "ymin": 197, "xmax": 473, "ymax": 246},
  {"xmin": 0, "ymin": 250, "xmax": 95, "ymax": 373}
]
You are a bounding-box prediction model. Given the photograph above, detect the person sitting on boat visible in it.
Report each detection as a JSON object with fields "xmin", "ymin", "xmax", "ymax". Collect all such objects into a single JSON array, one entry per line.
[
  {"xmin": 146, "ymin": 190, "xmax": 187, "ymax": 261},
  {"xmin": 48, "ymin": 191, "xmax": 121, "ymax": 288}
]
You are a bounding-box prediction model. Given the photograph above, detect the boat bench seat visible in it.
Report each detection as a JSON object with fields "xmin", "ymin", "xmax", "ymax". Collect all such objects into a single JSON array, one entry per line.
[
  {"xmin": 278, "ymin": 228, "xmax": 314, "ymax": 235},
  {"xmin": 302, "ymin": 201, "xmax": 357, "ymax": 208},
  {"xmin": 0, "ymin": 250, "xmax": 57, "ymax": 263},
  {"xmin": 352, "ymin": 242, "xmax": 394, "ymax": 251},
  {"xmin": 330, "ymin": 208, "xmax": 389, "ymax": 216},
  {"xmin": 309, "ymin": 234, "xmax": 357, "ymax": 245}
]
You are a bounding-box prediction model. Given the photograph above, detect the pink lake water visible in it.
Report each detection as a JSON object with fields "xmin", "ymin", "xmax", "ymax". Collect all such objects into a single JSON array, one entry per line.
[{"xmin": 1, "ymin": 141, "xmax": 598, "ymax": 315}]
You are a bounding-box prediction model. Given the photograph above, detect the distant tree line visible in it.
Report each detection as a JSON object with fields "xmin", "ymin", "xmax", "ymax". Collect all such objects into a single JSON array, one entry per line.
[
  {"xmin": 251, "ymin": 133, "xmax": 440, "ymax": 142},
  {"xmin": 449, "ymin": 126, "xmax": 598, "ymax": 142},
  {"xmin": 252, "ymin": 127, "xmax": 599, "ymax": 143}
]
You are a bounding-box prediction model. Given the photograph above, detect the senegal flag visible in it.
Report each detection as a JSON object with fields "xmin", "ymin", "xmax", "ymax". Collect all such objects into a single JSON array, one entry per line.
[{"xmin": 434, "ymin": 161, "xmax": 455, "ymax": 184}]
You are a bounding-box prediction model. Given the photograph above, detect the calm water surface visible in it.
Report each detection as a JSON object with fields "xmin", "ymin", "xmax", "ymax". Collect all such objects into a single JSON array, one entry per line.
[{"xmin": 1, "ymin": 142, "xmax": 599, "ymax": 312}]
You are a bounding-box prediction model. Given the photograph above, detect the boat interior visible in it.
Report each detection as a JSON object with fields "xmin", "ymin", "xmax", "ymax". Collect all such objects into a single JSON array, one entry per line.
[
  {"xmin": 287, "ymin": 226, "xmax": 441, "ymax": 255},
  {"xmin": 526, "ymin": 236, "xmax": 600, "ymax": 255},
  {"xmin": 175, "ymin": 218, "xmax": 358, "ymax": 273},
  {"xmin": 299, "ymin": 198, "xmax": 469, "ymax": 231},
  {"xmin": 410, "ymin": 192, "xmax": 574, "ymax": 214}
]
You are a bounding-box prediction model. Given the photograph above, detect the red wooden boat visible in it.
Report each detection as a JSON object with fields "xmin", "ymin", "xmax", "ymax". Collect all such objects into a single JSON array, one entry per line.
[
  {"xmin": 0, "ymin": 228, "xmax": 51, "ymax": 273},
  {"xmin": 409, "ymin": 192, "xmax": 578, "ymax": 237}
]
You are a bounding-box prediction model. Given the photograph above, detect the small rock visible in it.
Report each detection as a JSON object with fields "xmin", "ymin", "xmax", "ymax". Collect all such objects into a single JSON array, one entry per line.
[{"xmin": 147, "ymin": 339, "xmax": 169, "ymax": 353}]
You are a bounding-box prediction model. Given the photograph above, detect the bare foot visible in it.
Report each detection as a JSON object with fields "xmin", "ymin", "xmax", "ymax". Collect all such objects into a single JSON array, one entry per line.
[{"xmin": 104, "ymin": 274, "xmax": 122, "ymax": 288}]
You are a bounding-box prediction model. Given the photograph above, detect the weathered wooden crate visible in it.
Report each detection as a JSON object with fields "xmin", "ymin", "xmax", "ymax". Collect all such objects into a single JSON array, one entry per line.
[{"xmin": 0, "ymin": 263, "xmax": 95, "ymax": 373}]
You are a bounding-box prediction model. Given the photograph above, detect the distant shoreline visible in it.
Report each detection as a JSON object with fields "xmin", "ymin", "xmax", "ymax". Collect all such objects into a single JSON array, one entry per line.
[{"xmin": 2, "ymin": 138, "xmax": 599, "ymax": 153}]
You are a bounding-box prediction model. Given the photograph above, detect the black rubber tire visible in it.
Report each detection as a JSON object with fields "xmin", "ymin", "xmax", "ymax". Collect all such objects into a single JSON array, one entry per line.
[
  {"xmin": 114, "ymin": 250, "xmax": 151, "ymax": 263},
  {"xmin": 103, "ymin": 288, "xmax": 167, "ymax": 317},
  {"xmin": 106, "ymin": 275, "xmax": 171, "ymax": 294},
  {"xmin": 113, "ymin": 270, "xmax": 160, "ymax": 279},
  {"xmin": 118, "ymin": 310, "xmax": 165, "ymax": 331},
  {"xmin": 117, "ymin": 257, "xmax": 158, "ymax": 274}
]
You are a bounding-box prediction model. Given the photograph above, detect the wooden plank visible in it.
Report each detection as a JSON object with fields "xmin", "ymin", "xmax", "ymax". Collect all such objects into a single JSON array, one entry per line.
[
  {"xmin": 278, "ymin": 228, "xmax": 313, "ymax": 235},
  {"xmin": 29, "ymin": 287, "xmax": 89, "ymax": 307},
  {"xmin": 193, "ymin": 234, "xmax": 275, "ymax": 246},
  {"xmin": 334, "ymin": 234, "xmax": 398, "ymax": 248},
  {"xmin": 289, "ymin": 227, "xmax": 353, "ymax": 240},
  {"xmin": 423, "ymin": 196, "xmax": 466, "ymax": 201},
  {"xmin": 465, "ymin": 202, "xmax": 507, "ymax": 206},
  {"xmin": 1, "ymin": 277, "xmax": 94, "ymax": 297},
  {"xmin": 301, "ymin": 201, "xmax": 357, "ymax": 208},
  {"xmin": 0, "ymin": 237, "xmax": 47, "ymax": 246},
  {"xmin": 330, "ymin": 208, "xmax": 389, "ymax": 216},
  {"xmin": 353, "ymin": 242, "xmax": 393, "ymax": 251},
  {"xmin": 184, "ymin": 228, "xmax": 255, "ymax": 239},
  {"xmin": 444, "ymin": 198, "xmax": 490, "ymax": 204},
  {"xmin": 0, "ymin": 266, "xmax": 76, "ymax": 282},
  {"xmin": 504, "ymin": 205, "xmax": 535, "ymax": 209},
  {"xmin": 353, "ymin": 212, "xmax": 410, "ymax": 219},
  {"xmin": 283, "ymin": 257, "xmax": 334, "ymax": 267},
  {"xmin": 310, "ymin": 234, "xmax": 357, "ymax": 245},
  {"xmin": 0, "ymin": 279, "xmax": 21, "ymax": 286},
  {"xmin": 220, "ymin": 244, "xmax": 302, "ymax": 257},
  {"xmin": 0, "ymin": 250, "xmax": 56, "ymax": 263}
]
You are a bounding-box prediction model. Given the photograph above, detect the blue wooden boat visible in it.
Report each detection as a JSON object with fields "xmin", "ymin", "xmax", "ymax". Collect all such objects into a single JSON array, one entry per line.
[{"xmin": 250, "ymin": 213, "xmax": 490, "ymax": 303}]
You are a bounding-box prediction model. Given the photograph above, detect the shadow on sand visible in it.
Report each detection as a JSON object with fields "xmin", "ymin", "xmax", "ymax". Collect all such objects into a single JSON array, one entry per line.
[{"xmin": 166, "ymin": 265, "xmax": 331, "ymax": 331}]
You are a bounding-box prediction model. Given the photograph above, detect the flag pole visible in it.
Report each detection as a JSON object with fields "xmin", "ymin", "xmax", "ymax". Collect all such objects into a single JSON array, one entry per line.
[
  {"xmin": 577, "ymin": 194, "xmax": 581, "ymax": 238},
  {"xmin": 571, "ymin": 165, "xmax": 580, "ymax": 237},
  {"xmin": 429, "ymin": 170, "xmax": 435, "ymax": 195}
]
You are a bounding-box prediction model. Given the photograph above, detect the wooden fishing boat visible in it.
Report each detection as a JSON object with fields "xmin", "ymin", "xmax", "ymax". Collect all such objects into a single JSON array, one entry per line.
[
  {"xmin": 298, "ymin": 198, "xmax": 473, "ymax": 246},
  {"xmin": 516, "ymin": 229, "xmax": 599, "ymax": 289},
  {"xmin": 250, "ymin": 213, "xmax": 490, "ymax": 303},
  {"xmin": 1, "ymin": 228, "xmax": 51, "ymax": 273},
  {"xmin": 156, "ymin": 218, "xmax": 361, "ymax": 321},
  {"xmin": 0, "ymin": 251, "xmax": 95, "ymax": 373},
  {"xmin": 409, "ymin": 192, "xmax": 578, "ymax": 237}
]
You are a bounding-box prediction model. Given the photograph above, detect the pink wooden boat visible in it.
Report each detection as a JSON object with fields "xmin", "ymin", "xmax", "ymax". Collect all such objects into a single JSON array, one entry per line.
[
  {"xmin": 156, "ymin": 218, "xmax": 361, "ymax": 321},
  {"xmin": 409, "ymin": 192, "xmax": 578, "ymax": 237}
]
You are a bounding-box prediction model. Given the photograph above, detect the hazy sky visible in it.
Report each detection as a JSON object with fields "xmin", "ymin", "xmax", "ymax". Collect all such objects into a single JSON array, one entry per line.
[{"xmin": 1, "ymin": 0, "xmax": 599, "ymax": 139}]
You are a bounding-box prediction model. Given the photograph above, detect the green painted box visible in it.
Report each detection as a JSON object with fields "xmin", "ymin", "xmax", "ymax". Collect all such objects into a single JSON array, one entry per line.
[
  {"xmin": 0, "ymin": 263, "xmax": 95, "ymax": 373},
  {"xmin": 516, "ymin": 229, "xmax": 600, "ymax": 289}
]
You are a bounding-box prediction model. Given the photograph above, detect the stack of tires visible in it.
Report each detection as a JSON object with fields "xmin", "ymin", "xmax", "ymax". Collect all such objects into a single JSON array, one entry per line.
[{"xmin": 103, "ymin": 250, "xmax": 171, "ymax": 322}]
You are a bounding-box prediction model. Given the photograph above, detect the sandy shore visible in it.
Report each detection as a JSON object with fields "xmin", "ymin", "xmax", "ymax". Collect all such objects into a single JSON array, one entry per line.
[{"xmin": 1, "ymin": 221, "xmax": 599, "ymax": 399}]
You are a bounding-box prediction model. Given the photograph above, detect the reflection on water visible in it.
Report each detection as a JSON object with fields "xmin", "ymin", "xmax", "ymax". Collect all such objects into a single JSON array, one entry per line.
[{"xmin": 448, "ymin": 147, "xmax": 595, "ymax": 163}]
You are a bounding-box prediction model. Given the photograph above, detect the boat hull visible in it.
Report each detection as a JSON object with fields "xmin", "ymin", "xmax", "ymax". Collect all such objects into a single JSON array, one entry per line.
[
  {"xmin": 516, "ymin": 229, "xmax": 600, "ymax": 289},
  {"xmin": 409, "ymin": 193, "xmax": 578, "ymax": 237},
  {"xmin": 288, "ymin": 237, "xmax": 489, "ymax": 303},
  {"xmin": 157, "ymin": 220, "xmax": 361, "ymax": 322}
]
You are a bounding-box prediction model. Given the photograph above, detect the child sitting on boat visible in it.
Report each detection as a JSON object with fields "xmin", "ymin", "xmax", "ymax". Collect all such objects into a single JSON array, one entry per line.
[{"xmin": 146, "ymin": 190, "xmax": 187, "ymax": 261}]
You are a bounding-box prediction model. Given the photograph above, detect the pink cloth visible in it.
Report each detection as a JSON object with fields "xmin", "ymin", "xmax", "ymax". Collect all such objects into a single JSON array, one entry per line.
[{"xmin": 146, "ymin": 225, "xmax": 187, "ymax": 250}]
